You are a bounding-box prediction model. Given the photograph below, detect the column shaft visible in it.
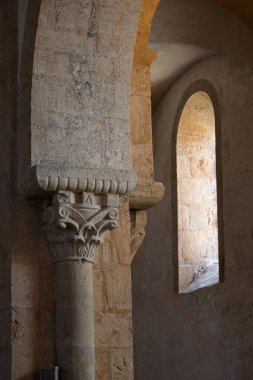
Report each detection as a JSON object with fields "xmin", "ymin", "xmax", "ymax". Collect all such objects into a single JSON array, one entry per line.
[{"xmin": 55, "ymin": 261, "xmax": 95, "ymax": 380}]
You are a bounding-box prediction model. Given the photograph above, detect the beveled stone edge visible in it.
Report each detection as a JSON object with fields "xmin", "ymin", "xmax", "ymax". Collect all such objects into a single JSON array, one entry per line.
[
  {"xmin": 129, "ymin": 180, "xmax": 165, "ymax": 210},
  {"xmin": 20, "ymin": 163, "xmax": 137, "ymax": 197}
]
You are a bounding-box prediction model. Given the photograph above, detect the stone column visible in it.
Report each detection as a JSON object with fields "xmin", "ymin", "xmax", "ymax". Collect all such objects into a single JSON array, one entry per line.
[{"xmin": 43, "ymin": 191, "xmax": 119, "ymax": 380}]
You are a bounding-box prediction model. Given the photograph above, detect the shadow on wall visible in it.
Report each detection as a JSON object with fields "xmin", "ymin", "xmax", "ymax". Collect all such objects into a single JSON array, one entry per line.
[{"xmin": 132, "ymin": 0, "xmax": 253, "ymax": 379}]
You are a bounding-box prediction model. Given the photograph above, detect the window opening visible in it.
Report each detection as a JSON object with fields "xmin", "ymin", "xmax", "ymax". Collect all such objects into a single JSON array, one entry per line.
[{"xmin": 177, "ymin": 91, "xmax": 219, "ymax": 293}]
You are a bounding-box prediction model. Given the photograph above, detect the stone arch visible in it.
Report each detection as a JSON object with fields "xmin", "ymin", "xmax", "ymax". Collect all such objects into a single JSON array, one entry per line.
[
  {"xmin": 130, "ymin": 0, "xmax": 161, "ymax": 208},
  {"xmin": 16, "ymin": 2, "xmax": 148, "ymax": 379},
  {"xmin": 19, "ymin": 0, "xmax": 143, "ymax": 191}
]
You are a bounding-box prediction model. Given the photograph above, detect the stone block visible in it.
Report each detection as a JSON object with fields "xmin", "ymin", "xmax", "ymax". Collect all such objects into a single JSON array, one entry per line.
[
  {"xmin": 38, "ymin": 1, "xmax": 92, "ymax": 32},
  {"xmin": 95, "ymin": 348, "xmax": 111, "ymax": 380},
  {"xmin": 131, "ymin": 64, "xmax": 151, "ymax": 96},
  {"xmin": 95, "ymin": 313, "xmax": 133, "ymax": 348},
  {"xmin": 96, "ymin": 33, "xmax": 135, "ymax": 59},
  {"xmin": 12, "ymin": 308, "xmax": 39, "ymax": 348},
  {"xmin": 131, "ymin": 95, "xmax": 152, "ymax": 144},
  {"xmin": 111, "ymin": 347, "xmax": 133, "ymax": 380},
  {"xmin": 105, "ymin": 265, "xmax": 132, "ymax": 312},
  {"xmin": 206, "ymin": 231, "xmax": 219, "ymax": 261},
  {"xmin": 207, "ymin": 205, "xmax": 218, "ymax": 227},
  {"xmin": 39, "ymin": 259, "xmax": 54, "ymax": 309},
  {"xmin": 178, "ymin": 204, "xmax": 190, "ymax": 230},
  {"xmin": 178, "ymin": 230, "xmax": 208, "ymax": 263},
  {"xmin": 39, "ymin": 308, "xmax": 54, "ymax": 349},
  {"xmin": 93, "ymin": 265, "xmax": 106, "ymax": 314},
  {"xmin": 34, "ymin": 49, "xmax": 69, "ymax": 78},
  {"xmin": 177, "ymin": 178, "xmax": 216, "ymax": 204},
  {"xmin": 36, "ymin": 29, "xmax": 96, "ymax": 55},
  {"xmin": 96, "ymin": 2, "xmax": 140, "ymax": 37},
  {"xmin": 12, "ymin": 347, "xmax": 37, "ymax": 380},
  {"xmin": 12, "ymin": 263, "xmax": 40, "ymax": 308},
  {"xmin": 177, "ymin": 155, "xmax": 191, "ymax": 179},
  {"xmin": 179, "ymin": 265, "xmax": 195, "ymax": 291},
  {"xmin": 188, "ymin": 204, "xmax": 209, "ymax": 230},
  {"xmin": 100, "ymin": 197, "xmax": 132, "ymax": 266},
  {"xmin": 190, "ymin": 155, "xmax": 216, "ymax": 177},
  {"xmin": 132, "ymin": 143, "xmax": 154, "ymax": 178}
]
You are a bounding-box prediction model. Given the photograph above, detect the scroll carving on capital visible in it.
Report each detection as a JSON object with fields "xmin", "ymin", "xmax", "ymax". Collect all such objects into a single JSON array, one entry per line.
[{"xmin": 43, "ymin": 192, "xmax": 119, "ymax": 264}]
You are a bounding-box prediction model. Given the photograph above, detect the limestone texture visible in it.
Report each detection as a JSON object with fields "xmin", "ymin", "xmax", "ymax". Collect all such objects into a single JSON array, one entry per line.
[{"xmin": 2, "ymin": 0, "xmax": 253, "ymax": 379}]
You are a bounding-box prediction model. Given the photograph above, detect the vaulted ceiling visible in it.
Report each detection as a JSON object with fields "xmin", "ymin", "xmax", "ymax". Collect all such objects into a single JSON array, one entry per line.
[
  {"xmin": 209, "ymin": 0, "xmax": 253, "ymax": 30},
  {"xmin": 150, "ymin": 0, "xmax": 253, "ymax": 109}
]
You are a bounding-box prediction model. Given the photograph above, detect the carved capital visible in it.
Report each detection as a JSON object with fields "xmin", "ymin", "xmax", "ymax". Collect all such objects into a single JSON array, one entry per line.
[
  {"xmin": 21, "ymin": 163, "xmax": 137, "ymax": 197},
  {"xmin": 43, "ymin": 192, "xmax": 119, "ymax": 264}
]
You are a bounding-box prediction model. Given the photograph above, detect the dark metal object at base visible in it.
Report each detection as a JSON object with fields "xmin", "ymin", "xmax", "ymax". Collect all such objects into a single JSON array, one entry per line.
[{"xmin": 40, "ymin": 367, "xmax": 59, "ymax": 380}]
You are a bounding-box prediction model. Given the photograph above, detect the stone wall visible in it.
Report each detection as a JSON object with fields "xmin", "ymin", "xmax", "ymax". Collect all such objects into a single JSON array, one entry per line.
[
  {"xmin": 30, "ymin": 0, "xmax": 142, "ymax": 173},
  {"xmin": 94, "ymin": 197, "xmax": 133, "ymax": 379},
  {"xmin": 133, "ymin": 53, "xmax": 253, "ymax": 379},
  {"xmin": 132, "ymin": 0, "xmax": 253, "ymax": 378},
  {"xmin": 10, "ymin": 0, "xmax": 143, "ymax": 378},
  {"xmin": 0, "ymin": 1, "xmax": 14, "ymax": 378},
  {"xmin": 2, "ymin": 0, "xmax": 253, "ymax": 379}
]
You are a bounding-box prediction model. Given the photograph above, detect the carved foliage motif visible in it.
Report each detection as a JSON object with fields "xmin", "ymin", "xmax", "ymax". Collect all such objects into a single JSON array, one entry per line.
[{"xmin": 44, "ymin": 192, "xmax": 119, "ymax": 264}]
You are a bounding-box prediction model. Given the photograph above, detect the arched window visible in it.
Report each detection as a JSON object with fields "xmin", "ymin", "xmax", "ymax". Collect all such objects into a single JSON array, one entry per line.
[{"xmin": 177, "ymin": 91, "xmax": 220, "ymax": 293}]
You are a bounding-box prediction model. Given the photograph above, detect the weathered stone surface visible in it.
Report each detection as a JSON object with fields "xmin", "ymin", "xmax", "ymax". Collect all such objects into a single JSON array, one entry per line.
[
  {"xmin": 44, "ymin": 191, "xmax": 119, "ymax": 264},
  {"xmin": 177, "ymin": 92, "xmax": 219, "ymax": 290},
  {"xmin": 111, "ymin": 348, "xmax": 133, "ymax": 380},
  {"xmin": 95, "ymin": 348, "xmax": 111, "ymax": 380},
  {"xmin": 129, "ymin": 180, "xmax": 165, "ymax": 210},
  {"xmin": 12, "ymin": 263, "xmax": 40, "ymax": 308},
  {"xmin": 93, "ymin": 197, "xmax": 134, "ymax": 378},
  {"xmin": 130, "ymin": 210, "xmax": 148, "ymax": 263},
  {"xmin": 4, "ymin": 0, "xmax": 253, "ymax": 380},
  {"xmin": 134, "ymin": 50, "xmax": 253, "ymax": 380},
  {"xmin": 21, "ymin": 163, "xmax": 137, "ymax": 197},
  {"xmin": 95, "ymin": 313, "xmax": 133, "ymax": 349},
  {"xmin": 55, "ymin": 261, "xmax": 95, "ymax": 380},
  {"xmin": 16, "ymin": 3, "xmax": 144, "ymax": 376},
  {"xmin": 25, "ymin": 0, "xmax": 142, "ymax": 179}
]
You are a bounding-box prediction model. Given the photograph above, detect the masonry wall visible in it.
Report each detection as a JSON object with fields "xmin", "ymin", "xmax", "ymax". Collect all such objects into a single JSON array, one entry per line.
[
  {"xmin": 3, "ymin": 0, "xmax": 253, "ymax": 379},
  {"xmin": 0, "ymin": 2, "xmax": 14, "ymax": 378},
  {"xmin": 132, "ymin": 53, "xmax": 253, "ymax": 379},
  {"xmin": 177, "ymin": 92, "xmax": 218, "ymax": 291},
  {"xmin": 8, "ymin": 0, "xmax": 143, "ymax": 378}
]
